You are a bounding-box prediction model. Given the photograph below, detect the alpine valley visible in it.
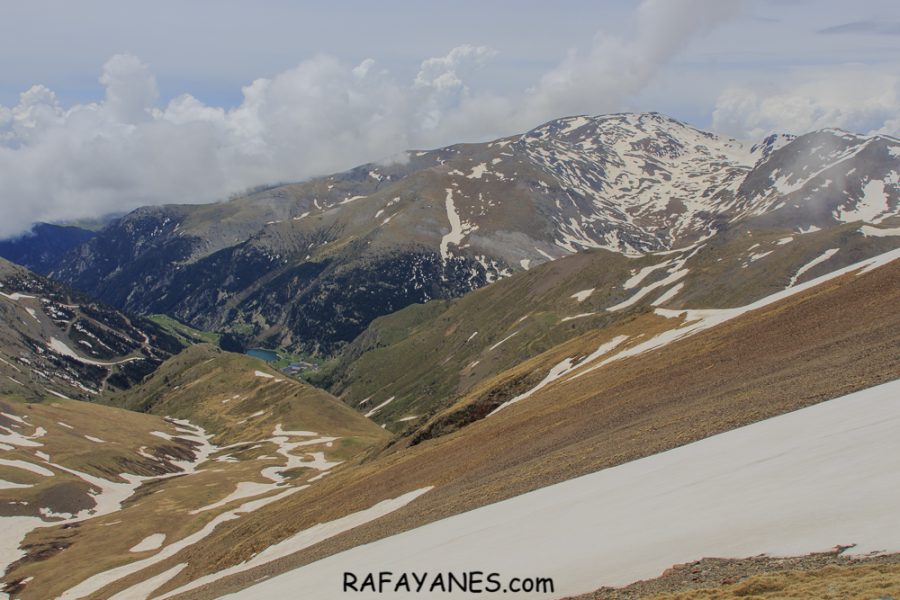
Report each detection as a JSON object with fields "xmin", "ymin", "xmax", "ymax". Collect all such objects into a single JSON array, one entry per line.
[{"xmin": 1, "ymin": 112, "xmax": 899, "ymax": 600}]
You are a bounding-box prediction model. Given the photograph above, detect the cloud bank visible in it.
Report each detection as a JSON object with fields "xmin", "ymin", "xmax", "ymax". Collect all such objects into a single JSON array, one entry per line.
[
  {"xmin": 712, "ymin": 66, "xmax": 900, "ymax": 140},
  {"xmin": 7, "ymin": 0, "xmax": 897, "ymax": 239}
]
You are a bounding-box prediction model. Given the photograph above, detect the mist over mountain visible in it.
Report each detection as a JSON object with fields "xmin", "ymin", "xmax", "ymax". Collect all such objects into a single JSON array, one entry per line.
[{"xmin": 25, "ymin": 112, "xmax": 897, "ymax": 356}]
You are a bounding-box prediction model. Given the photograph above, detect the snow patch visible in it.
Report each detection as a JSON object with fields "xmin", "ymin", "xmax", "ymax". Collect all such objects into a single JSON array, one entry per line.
[
  {"xmin": 0, "ymin": 292, "xmax": 35, "ymax": 301},
  {"xmin": 189, "ymin": 482, "xmax": 275, "ymax": 515},
  {"xmin": 47, "ymin": 337, "xmax": 142, "ymax": 366},
  {"xmin": 788, "ymin": 248, "xmax": 839, "ymax": 287},
  {"xmin": 156, "ymin": 488, "xmax": 434, "ymax": 600},
  {"xmin": 651, "ymin": 282, "xmax": 684, "ymax": 306},
  {"xmin": 108, "ymin": 563, "xmax": 188, "ymax": 600},
  {"xmin": 0, "ymin": 458, "xmax": 54, "ymax": 477},
  {"xmin": 860, "ymin": 225, "xmax": 900, "ymax": 237},
  {"xmin": 560, "ymin": 313, "xmax": 595, "ymax": 323},
  {"xmin": 467, "ymin": 163, "xmax": 488, "ymax": 179},
  {"xmin": 624, "ymin": 261, "xmax": 671, "ymax": 289},
  {"xmin": 490, "ymin": 336, "xmax": 628, "ymax": 416},
  {"xmin": 489, "ymin": 331, "xmax": 519, "ymax": 351},
  {"xmin": 836, "ymin": 179, "xmax": 890, "ymax": 223},
  {"xmin": 223, "ymin": 381, "xmax": 900, "ymax": 599},
  {"xmin": 365, "ymin": 397, "xmax": 395, "ymax": 419},
  {"xmin": 608, "ymin": 269, "xmax": 689, "ymax": 312},
  {"xmin": 439, "ymin": 188, "xmax": 471, "ymax": 261},
  {"xmin": 129, "ymin": 533, "xmax": 166, "ymax": 553},
  {"xmin": 570, "ymin": 289, "xmax": 594, "ymax": 303}
]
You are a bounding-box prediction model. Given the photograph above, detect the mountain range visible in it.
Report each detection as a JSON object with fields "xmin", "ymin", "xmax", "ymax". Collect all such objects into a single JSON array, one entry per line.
[
  {"xmin": 0, "ymin": 112, "xmax": 898, "ymax": 599},
  {"xmin": 11, "ymin": 112, "xmax": 894, "ymax": 355}
]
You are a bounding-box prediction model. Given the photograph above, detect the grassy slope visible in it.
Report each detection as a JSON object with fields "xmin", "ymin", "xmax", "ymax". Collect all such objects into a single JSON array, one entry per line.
[
  {"xmin": 106, "ymin": 344, "xmax": 387, "ymax": 447},
  {"xmin": 148, "ymin": 257, "xmax": 899, "ymax": 599},
  {"xmin": 320, "ymin": 248, "xmax": 637, "ymax": 424},
  {"xmin": 147, "ymin": 314, "xmax": 221, "ymax": 346},
  {"xmin": 324, "ymin": 220, "xmax": 899, "ymax": 432},
  {"xmin": 6, "ymin": 251, "xmax": 895, "ymax": 600},
  {"xmin": 3, "ymin": 346, "xmax": 389, "ymax": 600},
  {"xmin": 0, "ymin": 395, "xmax": 217, "ymax": 593}
]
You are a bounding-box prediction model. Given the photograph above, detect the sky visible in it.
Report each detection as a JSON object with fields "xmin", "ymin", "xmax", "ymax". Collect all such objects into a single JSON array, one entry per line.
[{"xmin": 1, "ymin": 0, "xmax": 899, "ymax": 238}]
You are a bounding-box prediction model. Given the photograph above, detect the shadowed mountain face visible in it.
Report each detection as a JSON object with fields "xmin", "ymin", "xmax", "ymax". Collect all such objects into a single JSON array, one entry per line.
[
  {"xmin": 0, "ymin": 258, "xmax": 183, "ymax": 400},
  {"xmin": 42, "ymin": 113, "xmax": 900, "ymax": 355},
  {"xmin": 0, "ymin": 224, "xmax": 96, "ymax": 275}
]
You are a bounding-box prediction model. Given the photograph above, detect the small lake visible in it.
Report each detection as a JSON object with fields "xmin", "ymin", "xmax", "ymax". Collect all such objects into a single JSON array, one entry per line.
[{"xmin": 246, "ymin": 348, "xmax": 279, "ymax": 362}]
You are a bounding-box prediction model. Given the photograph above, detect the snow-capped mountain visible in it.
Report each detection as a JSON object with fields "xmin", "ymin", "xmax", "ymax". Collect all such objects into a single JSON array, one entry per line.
[
  {"xmin": 511, "ymin": 112, "xmax": 754, "ymax": 254},
  {"xmin": 26, "ymin": 113, "xmax": 900, "ymax": 354}
]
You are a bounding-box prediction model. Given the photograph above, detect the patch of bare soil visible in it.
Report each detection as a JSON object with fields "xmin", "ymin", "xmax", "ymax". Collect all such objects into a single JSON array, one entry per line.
[{"xmin": 568, "ymin": 548, "xmax": 900, "ymax": 599}]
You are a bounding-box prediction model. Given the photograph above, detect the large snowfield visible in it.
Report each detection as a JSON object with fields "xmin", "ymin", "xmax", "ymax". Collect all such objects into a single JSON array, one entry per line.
[{"xmin": 223, "ymin": 378, "xmax": 900, "ymax": 599}]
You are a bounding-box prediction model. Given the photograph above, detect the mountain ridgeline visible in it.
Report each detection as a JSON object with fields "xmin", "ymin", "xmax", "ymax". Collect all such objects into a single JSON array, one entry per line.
[
  {"xmin": 1, "ymin": 111, "xmax": 899, "ymax": 600},
  {"xmin": 0, "ymin": 223, "xmax": 96, "ymax": 275},
  {"xmin": 15, "ymin": 112, "xmax": 900, "ymax": 356}
]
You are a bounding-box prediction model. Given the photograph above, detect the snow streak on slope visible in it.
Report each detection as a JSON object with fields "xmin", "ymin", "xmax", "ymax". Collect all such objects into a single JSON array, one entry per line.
[
  {"xmin": 47, "ymin": 337, "xmax": 143, "ymax": 367},
  {"xmin": 0, "ymin": 418, "xmax": 215, "ymax": 575},
  {"xmin": 518, "ymin": 113, "xmax": 754, "ymax": 255},
  {"xmin": 56, "ymin": 488, "xmax": 307, "ymax": 600},
  {"xmin": 489, "ymin": 336, "xmax": 628, "ymax": 417},
  {"xmin": 788, "ymin": 248, "xmax": 839, "ymax": 287},
  {"xmin": 54, "ymin": 422, "xmax": 345, "ymax": 599},
  {"xmin": 439, "ymin": 188, "xmax": 477, "ymax": 261},
  {"xmin": 152, "ymin": 487, "xmax": 434, "ymax": 600},
  {"xmin": 496, "ymin": 248, "xmax": 900, "ymax": 413},
  {"xmin": 223, "ymin": 379, "xmax": 900, "ymax": 599},
  {"xmin": 567, "ymin": 248, "xmax": 900, "ymax": 384},
  {"xmin": 860, "ymin": 224, "xmax": 900, "ymax": 237}
]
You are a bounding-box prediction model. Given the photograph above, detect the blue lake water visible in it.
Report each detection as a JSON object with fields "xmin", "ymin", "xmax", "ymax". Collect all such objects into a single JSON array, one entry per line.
[{"xmin": 246, "ymin": 348, "xmax": 279, "ymax": 362}]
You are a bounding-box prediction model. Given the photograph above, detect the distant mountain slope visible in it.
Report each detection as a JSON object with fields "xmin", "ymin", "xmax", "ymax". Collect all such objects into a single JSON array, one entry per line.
[
  {"xmin": 0, "ymin": 258, "xmax": 183, "ymax": 400},
  {"xmin": 0, "ymin": 224, "xmax": 95, "ymax": 275},
  {"xmin": 48, "ymin": 113, "xmax": 900, "ymax": 354},
  {"xmin": 318, "ymin": 219, "xmax": 900, "ymax": 430},
  {"xmin": 46, "ymin": 244, "xmax": 897, "ymax": 600}
]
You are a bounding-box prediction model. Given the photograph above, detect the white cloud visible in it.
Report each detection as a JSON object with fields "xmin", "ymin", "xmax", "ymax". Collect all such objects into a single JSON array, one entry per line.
[
  {"xmin": 0, "ymin": 0, "xmax": 741, "ymax": 239},
  {"xmin": 413, "ymin": 44, "xmax": 497, "ymax": 130},
  {"xmin": 518, "ymin": 0, "xmax": 740, "ymax": 126},
  {"xmin": 712, "ymin": 66, "xmax": 900, "ymax": 139},
  {"xmin": 99, "ymin": 54, "xmax": 158, "ymax": 124}
]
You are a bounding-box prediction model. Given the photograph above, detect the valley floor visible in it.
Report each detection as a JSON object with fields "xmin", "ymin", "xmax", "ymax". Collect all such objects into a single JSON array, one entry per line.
[{"xmin": 217, "ymin": 378, "xmax": 900, "ymax": 599}]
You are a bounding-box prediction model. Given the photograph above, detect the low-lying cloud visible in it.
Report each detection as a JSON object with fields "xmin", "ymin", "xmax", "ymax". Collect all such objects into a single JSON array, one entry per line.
[
  {"xmin": 712, "ymin": 66, "xmax": 900, "ymax": 140},
  {"xmin": 0, "ymin": 0, "xmax": 769, "ymax": 238}
]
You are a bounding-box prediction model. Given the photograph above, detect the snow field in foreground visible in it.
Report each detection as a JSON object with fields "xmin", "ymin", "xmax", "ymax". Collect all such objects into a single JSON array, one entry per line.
[{"xmin": 224, "ymin": 378, "xmax": 900, "ymax": 599}]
